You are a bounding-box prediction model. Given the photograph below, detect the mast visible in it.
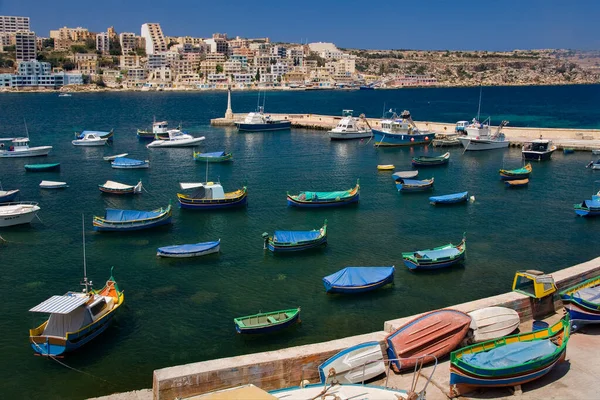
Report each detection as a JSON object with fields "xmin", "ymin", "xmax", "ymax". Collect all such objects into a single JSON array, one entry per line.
[
  {"xmin": 256, "ymin": 90, "xmax": 261, "ymax": 112},
  {"xmin": 81, "ymin": 214, "xmax": 91, "ymax": 293},
  {"xmin": 24, "ymin": 118, "xmax": 30, "ymax": 139},
  {"xmin": 476, "ymin": 85, "xmax": 482, "ymax": 122}
]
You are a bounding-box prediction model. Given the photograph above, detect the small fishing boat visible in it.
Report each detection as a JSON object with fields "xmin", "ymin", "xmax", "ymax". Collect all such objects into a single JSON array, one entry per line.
[
  {"xmin": 505, "ymin": 178, "xmax": 529, "ymax": 187},
  {"xmin": 318, "ymin": 342, "xmax": 385, "ymax": 384},
  {"xmin": 98, "ymin": 180, "xmax": 142, "ymax": 195},
  {"xmin": 58, "ymin": 93, "xmax": 72, "ymax": 97},
  {"xmin": 522, "ymin": 139, "xmax": 557, "ymax": 161},
  {"xmin": 574, "ymin": 189, "xmax": 600, "ymax": 217},
  {"xmin": 0, "ymin": 202, "xmax": 40, "ymax": 227},
  {"xmin": 402, "ymin": 235, "xmax": 466, "ymax": 270},
  {"xmin": 563, "ymin": 148, "xmax": 575, "ymax": 154},
  {"xmin": 499, "ymin": 163, "xmax": 532, "ymax": 180},
  {"xmin": 586, "ymin": 159, "xmax": 600, "ymax": 170},
  {"xmin": 137, "ymin": 120, "xmax": 169, "ymax": 140},
  {"xmin": 157, "ymin": 239, "xmax": 220, "ymax": 258},
  {"xmin": 432, "ymin": 132, "xmax": 461, "ymax": 147},
  {"xmin": 377, "ymin": 164, "xmax": 394, "ymax": 171},
  {"xmin": 458, "ymin": 117, "xmax": 510, "ymax": 151},
  {"xmin": 328, "ymin": 110, "xmax": 372, "ymax": 140},
  {"xmin": 287, "ymin": 180, "xmax": 359, "ymax": 208},
  {"xmin": 372, "ymin": 110, "xmax": 434, "ymax": 147},
  {"xmin": 449, "ymin": 316, "xmax": 570, "ymax": 397},
  {"xmin": 193, "ymin": 151, "xmax": 233, "ymax": 162},
  {"xmin": 323, "ymin": 266, "xmax": 395, "ymax": 294},
  {"xmin": 71, "ymin": 132, "xmax": 108, "ymax": 146},
  {"xmin": 386, "ymin": 309, "xmax": 472, "ymax": 371},
  {"xmin": 560, "ymin": 275, "xmax": 600, "ymax": 329},
  {"xmin": 24, "ymin": 162, "xmax": 60, "ymax": 171},
  {"xmin": 111, "ymin": 157, "xmax": 149, "ymax": 169},
  {"xmin": 236, "ymin": 96, "xmax": 292, "ymax": 132},
  {"xmin": 40, "ymin": 180, "xmax": 68, "ymax": 189},
  {"xmin": 0, "ymin": 182, "xmax": 19, "ymax": 202},
  {"xmin": 429, "ymin": 191, "xmax": 469, "ymax": 205},
  {"xmin": 234, "ymin": 307, "xmax": 300, "ymax": 334},
  {"xmin": 467, "ymin": 307, "xmax": 520, "ymax": 343},
  {"xmin": 103, "ymin": 153, "xmax": 128, "ymax": 161},
  {"xmin": 392, "ymin": 170, "xmax": 418, "ymax": 180},
  {"xmin": 395, "ymin": 177, "xmax": 434, "ymax": 192},
  {"xmin": 0, "ymin": 137, "xmax": 52, "ymax": 158},
  {"xmin": 177, "ymin": 182, "xmax": 248, "ymax": 209},
  {"xmin": 146, "ymin": 129, "xmax": 205, "ymax": 148},
  {"xmin": 411, "ymin": 152, "xmax": 450, "ymax": 167},
  {"xmin": 93, "ymin": 204, "xmax": 172, "ymax": 231},
  {"xmin": 75, "ymin": 129, "xmax": 113, "ymax": 142},
  {"xmin": 592, "ymin": 149, "xmax": 600, "ymax": 155},
  {"xmin": 263, "ymin": 220, "xmax": 327, "ymax": 253}
]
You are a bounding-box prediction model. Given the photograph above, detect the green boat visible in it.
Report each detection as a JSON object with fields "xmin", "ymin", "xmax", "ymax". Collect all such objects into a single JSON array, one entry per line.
[
  {"xmin": 24, "ymin": 163, "xmax": 60, "ymax": 171},
  {"xmin": 193, "ymin": 151, "xmax": 233, "ymax": 162},
  {"xmin": 234, "ymin": 307, "xmax": 300, "ymax": 334}
]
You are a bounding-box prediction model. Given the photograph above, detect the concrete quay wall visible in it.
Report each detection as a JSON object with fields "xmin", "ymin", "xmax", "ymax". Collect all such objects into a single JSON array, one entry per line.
[{"xmin": 152, "ymin": 256, "xmax": 600, "ymax": 400}]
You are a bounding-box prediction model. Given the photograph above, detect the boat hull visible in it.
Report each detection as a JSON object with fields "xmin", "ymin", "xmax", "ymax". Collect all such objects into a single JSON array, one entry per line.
[
  {"xmin": 0, "ymin": 205, "xmax": 39, "ymax": 227},
  {"xmin": 177, "ymin": 190, "xmax": 248, "ymax": 209},
  {"xmin": 268, "ymin": 235, "xmax": 327, "ymax": 253},
  {"xmin": 324, "ymin": 273, "xmax": 394, "ymax": 294},
  {"xmin": 287, "ymin": 194, "xmax": 358, "ymax": 208},
  {"xmin": 563, "ymin": 302, "xmax": 600, "ymax": 329},
  {"xmin": 372, "ymin": 129, "xmax": 433, "ymax": 147},
  {"xmin": 0, "ymin": 146, "xmax": 52, "ymax": 158},
  {"xmin": 236, "ymin": 121, "xmax": 291, "ymax": 132},
  {"xmin": 24, "ymin": 163, "xmax": 60, "ymax": 171},
  {"xmin": 270, "ymin": 383, "xmax": 408, "ymax": 399},
  {"xmin": 93, "ymin": 216, "xmax": 171, "ymax": 231},
  {"xmin": 318, "ymin": 342, "xmax": 385, "ymax": 384},
  {"xmin": 328, "ymin": 131, "xmax": 372, "ymax": 140},
  {"xmin": 0, "ymin": 190, "xmax": 19, "ymax": 203},
  {"xmin": 467, "ymin": 307, "xmax": 520, "ymax": 343},
  {"xmin": 574, "ymin": 204, "xmax": 600, "ymax": 217},
  {"xmin": 111, "ymin": 162, "xmax": 149, "ymax": 169},
  {"xmin": 458, "ymin": 137, "xmax": 509, "ymax": 151},
  {"xmin": 157, "ymin": 242, "xmax": 220, "ymax": 258},
  {"xmin": 522, "ymin": 150, "xmax": 555, "ymax": 161},
  {"xmin": 403, "ymin": 252, "xmax": 465, "ymax": 270},
  {"xmin": 147, "ymin": 138, "xmax": 205, "ymax": 148},
  {"xmin": 429, "ymin": 192, "xmax": 469, "ymax": 205},
  {"xmin": 71, "ymin": 140, "xmax": 107, "ymax": 146},
  {"xmin": 235, "ymin": 310, "xmax": 300, "ymax": 334}
]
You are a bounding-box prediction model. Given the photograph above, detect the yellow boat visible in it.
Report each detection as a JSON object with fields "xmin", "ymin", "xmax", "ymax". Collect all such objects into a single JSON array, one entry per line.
[{"xmin": 377, "ymin": 164, "xmax": 395, "ymax": 171}]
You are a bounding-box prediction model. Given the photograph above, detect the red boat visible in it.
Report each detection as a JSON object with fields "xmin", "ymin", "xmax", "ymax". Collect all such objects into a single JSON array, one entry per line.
[{"xmin": 386, "ymin": 309, "xmax": 471, "ymax": 371}]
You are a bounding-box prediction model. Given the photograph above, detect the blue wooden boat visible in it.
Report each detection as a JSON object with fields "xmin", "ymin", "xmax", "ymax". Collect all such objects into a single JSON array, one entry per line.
[
  {"xmin": 402, "ymin": 235, "xmax": 466, "ymax": 270},
  {"xmin": 177, "ymin": 182, "xmax": 247, "ymax": 209},
  {"xmin": 560, "ymin": 275, "xmax": 600, "ymax": 329},
  {"xmin": 563, "ymin": 148, "xmax": 575, "ymax": 154},
  {"xmin": 75, "ymin": 129, "xmax": 113, "ymax": 142},
  {"xmin": 24, "ymin": 162, "xmax": 60, "ymax": 171},
  {"xmin": 574, "ymin": 191, "xmax": 600, "ymax": 217},
  {"xmin": 499, "ymin": 163, "xmax": 532, "ymax": 180},
  {"xmin": 157, "ymin": 239, "xmax": 220, "ymax": 258},
  {"xmin": 0, "ymin": 188, "xmax": 19, "ymax": 202},
  {"xmin": 287, "ymin": 180, "xmax": 359, "ymax": 207},
  {"xmin": 322, "ymin": 266, "xmax": 395, "ymax": 294},
  {"xmin": 111, "ymin": 157, "xmax": 149, "ymax": 169},
  {"xmin": 429, "ymin": 191, "xmax": 469, "ymax": 205},
  {"xmin": 234, "ymin": 307, "xmax": 300, "ymax": 334},
  {"xmin": 372, "ymin": 110, "xmax": 435, "ymax": 147},
  {"xmin": 395, "ymin": 177, "xmax": 434, "ymax": 192},
  {"xmin": 263, "ymin": 220, "xmax": 327, "ymax": 253},
  {"xmin": 193, "ymin": 151, "xmax": 233, "ymax": 162},
  {"xmin": 93, "ymin": 204, "xmax": 172, "ymax": 231},
  {"xmin": 411, "ymin": 152, "xmax": 450, "ymax": 167}
]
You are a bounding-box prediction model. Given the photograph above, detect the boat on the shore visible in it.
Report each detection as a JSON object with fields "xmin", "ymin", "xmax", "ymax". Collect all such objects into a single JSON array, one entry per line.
[
  {"xmin": 429, "ymin": 191, "xmax": 469, "ymax": 205},
  {"xmin": 458, "ymin": 119, "xmax": 510, "ymax": 151},
  {"xmin": 395, "ymin": 177, "xmax": 434, "ymax": 192},
  {"xmin": 0, "ymin": 202, "xmax": 40, "ymax": 227},
  {"xmin": 146, "ymin": 129, "xmax": 205, "ymax": 148},
  {"xmin": 287, "ymin": 180, "xmax": 359, "ymax": 208},
  {"xmin": 499, "ymin": 163, "xmax": 532, "ymax": 180},
  {"xmin": 98, "ymin": 180, "xmax": 142, "ymax": 195},
  {"xmin": 318, "ymin": 341, "xmax": 385, "ymax": 384},
  {"xmin": 111, "ymin": 157, "xmax": 149, "ymax": 169},
  {"xmin": 372, "ymin": 110, "xmax": 435, "ymax": 147},
  {"xmin": 560, "ymin": 275, "xmax": 600, "ymax": 329},
  {"xmin": 72, "ymin": 132, "xmax": 108, "ymax": 146},
  {"xmin": 322, "ymin": 266, "xmax": 395, "ymax": 294},
  {"xmin": 24, "ymin": 162, "xmax": 60, "ymax": 171},
  {"xmin": 157, "ymin": 239, "xmax": 220, "ymax": 258},
  {"xmin": 234, "ymin": 307, "xmax": 300, "ymax": 334},
  {"xmin": 328, "ymin": 110, "xmax": 372, "ymax": 140},
  {"xmin": 93, "ymin": 204, "xmax": 172, "ymax": 231},
  {"xmin": 75, "ymin": 129, "xmax": 113, "ymax": 142},
  {"xmin": 103, "ymin": 153, "xmax": 128, "ymax": 161},
  {"xmin": 137, "ymin": 120, "xmax": 169, "ymax": 140},
  {"xmin": 177, "ymin": 182, "xmax": 248, "ymax": 209},
  {"xmin": 411, "ymin": 152, "xmax": 450, "ymax": 167},
  {"xmin": 505, "ymin": 178, "xmax": 529, "ymax": 187},
  {"xmin": 522, "ymin": 139, "xmax": 557, "ymax": 161},
  {"xmin": 402, "ymin": 235, "xmax": 466, "ymax": 270},
  {"xmin": 40, "ymin": 180, "xmax": 68, "ymax": 189},
  {"xmin": 467, "ymin": 307, "xmax": 520, "ymax": 343},
  {"xmin": 263, "ymin": 220, "xmax": 327, "ymax": 253},
  {"xmin": 0, "ymin": 137, "xmax": 52, "ymax": 158},
  {"xmin": 193, "ymin": 151, "xmax": 233, "ymax": 162}
]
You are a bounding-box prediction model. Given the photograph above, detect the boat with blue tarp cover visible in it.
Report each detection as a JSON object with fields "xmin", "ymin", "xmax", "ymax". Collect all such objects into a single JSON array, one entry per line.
[
  {"xmin": 75, "ymin": 129, "xmax": 113, "ymax": 142},
  {"xmin": 193, "ymin": 151, "xmax": 233, "ymax": 162},
  {"xmin": 287, "ymin": 180, "xmax": 359, "ymax": 207},
  {"xmin": 372, "ymin": 110, "xmax": 434, "ymax": 147},
  {"xmin": 574, "ymin": 189, "xmax": 600, "ymax": 217},
  {"xmin": 429, "ymin": 191, "xmax": 469, "ymax": 205},
  {"xmin": 449, "ymin": 316, "xmax": 570, "ymax": 397},
  {"xmin": 560, "ymin": 275, "xmax": 600, "ymax": 329},
  {"xmin": 111, "ymin": 157, "xmax": 149, "ymax": 169},
  {"xmin": 157, "ymin": 239, "xmax": 220, "ymax": 258},
  {"xmin": 395, "ymin": 178, "xmax": 434, "ymax": 192},
  {"xmin": 322, "ymin": 266, "xmax": 395, "ymax": 294},
  {"xmin": 234, "ymin": 307, "xmax": 300, "ymax": 334},
  {"xmin": 93, "ymin": 204, "xmax": 172, "ymax": 231},
  {"xmin": 411, "ymin": 152, "xmax": 450, "ymax": 167},
  {"xmin": 402, "ymin": 235, "xmax": 466, "ymax": 270},
  {"xmin": 263, "ymin": 220, "xmax": 327, "ymax": 253},
  {"xmin": 499, "ymin": 163, "xmax": 532, "ymax": 180}
]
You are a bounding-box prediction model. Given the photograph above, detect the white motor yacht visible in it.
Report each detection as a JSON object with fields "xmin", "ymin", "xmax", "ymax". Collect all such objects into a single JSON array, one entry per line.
[
  {"xmin": 146, "ymin": 129, "xmax": 205, "ymax": 148},
  {"xmin": 72, "ymin": 133, "xmax": 108, "ymax": 146},
  {"xmin": 0, "ymin": 202, "xmax": 40, "ymax": 227},
  {"xmin": 328, "ymin": 110, "xmax": 372, "ymax": 140},
  {"xmin": 0, "ymin": 138, "xmax": 52, "ymax": 158}
]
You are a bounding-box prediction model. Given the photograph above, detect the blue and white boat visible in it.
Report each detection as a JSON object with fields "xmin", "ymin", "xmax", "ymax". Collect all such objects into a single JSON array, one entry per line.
[
  {"xmin": 75, "ymin": 129, "xmax": 113, "ymax": 142},
  {"xmin": 372, "ymin": 110, "xmax": 434, "ymax": 147},
  {"xmin": 264, "ymin": 221, "xmax": 327, "ymax": 253},
  {"xmin": 395, "ymin": 178, "xmax": 434, "ymax": 192},
  {"xmin": 574, "ymin": 188, "xmax": 600, "ymax": 217},
  {"xmin": 429, "ymin": 191, "xmax": 469, "ymax": 205},
  {"xmin": 157, "ymin": 239, "xmax": 220, "ymax": 258},
  {"xmin": 93, "ymin": 204, "xmax": 172, "ymax": 231},
  {"xmin": 318, "ymin": 342, "xmax": 386, "ymax": 384},
  {"xmin": 0, "ymin": 181, "xmax": 19, "ymax": 202},
  {"xmin": 322, "ymin": 266, "xmax": 395, "ymax": 294},
  {"xmin": 111, "ymin": 157, "xmax": 149, "ymax": 169}
]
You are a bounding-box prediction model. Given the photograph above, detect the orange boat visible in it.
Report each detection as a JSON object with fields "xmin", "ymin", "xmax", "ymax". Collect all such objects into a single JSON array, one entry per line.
[{"xmin": 386, "ymin": 309, "xmax": 471, "ymax": 371}]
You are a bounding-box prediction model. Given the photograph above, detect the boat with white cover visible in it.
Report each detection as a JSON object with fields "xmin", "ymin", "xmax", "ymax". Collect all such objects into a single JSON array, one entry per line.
[
  {"xmin": 328, "ymin": 110, "xmax": 372, "ymax": 140},
  {"xmin": 146, "ymin": 129, "xmax": 205, "ymax": 148},
  {"xmin": 72, "ymin": 133, "xmax": 108, "ymax": 146},
  {"xmin": 40, "ymin": 181, "xmax": 68, "ymax": 189},
  {"xmin": 0, "ymin": 202, "xmax": 40, "ymax": 227},
  {"xmin": 103, "ymin": 153, "xmax": 128, "ymax": 161},
  {"xmin": 467, "ymin": 306, "xmax": 520, "ymax": 343},
  {"xmin": 0, "ymin": 137, "xmax": 52, "ymax": 158},
  {"xmin": 98, "ymin": 180, "xmax": 142, "ymax": 195}
]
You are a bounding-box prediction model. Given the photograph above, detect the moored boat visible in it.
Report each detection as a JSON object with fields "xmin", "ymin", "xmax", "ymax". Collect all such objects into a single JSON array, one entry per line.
[
  {"xmin": 522, "ymin": 139, "xmax": 557, "ymax": 161},
  {"xmin": 586, "ymin": 159, "xmax": 600, "ymax": 170},
  {"xmin": 574, "ymin": 189, "xmax": 600, "ymax": 217},
  {"xmin": 193, "ymin": 151, "xmax": 233, "ymax": 162},
  {"xmin": 234, "ymin": 307, "xmax": 300, "ymax": 334},
  {"xmin": 93, "ymin": 204, "xmax": 172, "ymax": 231},
  {"xmin": 177, "ymin": 182, "xmax": 247, "ymax": 209},
  {"xmin": 377, "ymin": 164, "xmax": 394, "ymax": 171},
  {"xmin": 0, "ymin": 137, "xmax": 52, "ymax": 158},
  {"xmin": 392, "ymin": 170, "xmax": 418, "ymax": 180},
  {"xmin": 322, "ymin": 266, "xmax": 395, "ymax": 294},
  {"xmin": 505, "ymin": 178, "xmax": 529, "ymax": 187},
  {"xmin": 372, "ymin": 110, "xmax": 434, "ymax": 147},
  {"xmin": 560, "ymin": 275, "xmax": 600, "ymax": 329},
  {"xmin": 236, "ymin": 96, "xmax": 291, "ymax": 132},
  {"xmin": 395, "ymin": 177, "xmax": 434, "ymax": 192},
  {"xmin": 24, "ymin": 162, "xmax": 60, "ymax": 171},
  {"xmin": 287, "ymin": 180, "xmax": 359, "ymax": 208},
  {"xmin": 75, "ymin": 129, "xmax": 113, "ymax": 142},
  {"xmin": 402, "ymin": 235, "xmax": 466, "ymax": 270},
  {"xmin": 499, "ymin": 163, "xmax": 532, "ymax": 180},
  {"xmin": 458, "ymin": 119, "xmax": 510, "ymax": 151},
  {"xmin": 146, "ymin": 129, "xmax": 205, "ymax": 148},
  {"xmin": 71, "ymin": 132, "xmax": 108, "ymax": 146},
  {"xmin": 103, "ymin": 153, "xmax": 128, "ymax": 161},
  {"xmin": 563, "ymin": 148, "xmax": 575, "ymax": 154},
  {"xmin": 98, "ymin": 180, "xmax": 142, "ymax": 195},
  {"xmin": 111, "ymin": 157, "xmax": 149, "ymax": 169},
  {"xmin": 318, "ymin": 342, "xmax": 385, "ymax": 384},
  {"xmin": 429, "ymin": 191, "xmax": 469, "ymax": 205},
  {"xmin": 467, "ymin": 306, "xmax": 520, "ymax": 343},
  {"xmin": 593, "ymin": 149, "xmax": 600, "ymax": 155},
  {"xmin": 0, "ymin": 202, "xmax": 40, "ymax": 227},
  {"xmin": 137, "ymin": 120, "xmax": 169, "ymax": 140},
  {"xmin": 0, "ymin": 182, "xmax": 19, "ymax": 202},
  {"xmin": 432, "ymin": 132, "xmax": 461, "ymax": 147},
  {"xmin": 263, "ymin": 220, "xmax": 327, "ymax": 253},
  {"xmin": 40, "ymin": 180, "xmax": 68, "ymax": 189},
  {"xmin": 328, "ymin": 110, "xmax": 372, "ymax": 140},
  {"xmin": 411, "ymin": 152, "xmax": 450, "ymax": 167},
  {"xmin": 157, "ymin": 239, "xmax": 220, "ymax": 258}
]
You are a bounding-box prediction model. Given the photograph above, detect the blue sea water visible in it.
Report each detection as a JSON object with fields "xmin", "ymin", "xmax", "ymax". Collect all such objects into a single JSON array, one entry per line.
[{"xmin": 0, "ymin": 85, "xmax": 599, "ymax": 399}]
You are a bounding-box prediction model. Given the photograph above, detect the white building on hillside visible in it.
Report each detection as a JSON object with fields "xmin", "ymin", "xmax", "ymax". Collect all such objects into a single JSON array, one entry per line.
[
  {"xmin": 96, "ymin": 32, "xmax": 109, "ymax": 53},
  {"xmin": 0, "ymin": 16, "xmax": 30, "ymax": 33},
  {"xmin": 141, "ymin": 23, "xmax": 167, "ymax": 55}
]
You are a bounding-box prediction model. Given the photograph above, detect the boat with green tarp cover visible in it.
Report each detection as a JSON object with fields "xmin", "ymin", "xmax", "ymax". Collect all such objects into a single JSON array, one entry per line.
[
  {"xmin": 402, "ymin": 235, "xmax": 466, "ymax": 270},
  {"xmin": 560, "ymin": 275, "xmax": 600, "ymax": 329},
  {"xmin": 499, "ymin": 163, "xmax": 532, "ymax": 180},
  {"xmin": 287, "ymin": 180, "xmax": 359, "ymax": 207},
  {"xmin": 193, "ymin": 151, "xmax": 233, "ymax": 162},
  {"xmin": 234, "ymin": 307, "xmax": 300, "ymax": 334},
  {"xmin": 24, "ymin": 162, "xmax": 60, "ymax": 171},
  {"xmin": 263, "ymin": 220, "xmax": 327, "ymax": 253},
  {"xmin": 411, "ymin": 152, "xmax": 450, "ymax": 167},
  {"xmin": 449, "ymin": 315, "xmax": 570, "ymax": 397}
]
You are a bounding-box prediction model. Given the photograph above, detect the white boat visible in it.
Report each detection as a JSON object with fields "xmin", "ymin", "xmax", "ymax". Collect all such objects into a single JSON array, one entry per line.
[
  {"xmin": 103, "ymin": 153, "xmax": 128, "ymax": 161},
  {"xmin": 318, "ymin": 342, "xmax": 385, "ymax": 384},
  {"xmin": 0, "ymin": 137, "xmax": 52, "ymax": 158},
  {"xmin": 328, "ymin": 110, "xmax": 372, "ymax": 140},
  {"xmin": 592, "ymin": 149, "xmax": 600, "ymax": 155},
  {"xmin": 468, "ymin": 306, "xmax": 520, "ymax": 343},
  {"xmin": 270, "ymin": 383, "xmax": 417, "ymax": 399},
  {"xmin": 40, "ymin": 180, "xmax": 68, "ymax": 189},
  {"xmin": 137, "ymin": 119, "xmax": 170, "ymax": 140},
  {"xmin": 146, "ymin": 129, "xmax": 205, "ymax": 148},
  {"xmin": 587, "ymin": 159, "xmax": 600, "ymax": 170},
  {"xmin": 71, "ymin": 133, "xmax": 108, "ymax": 146},
  {"xmin": 58, "ymin": 93, "xmax": 72, "ymax": 97},
  {"xmin": 0, "ymin": 202, "xmax": 40, "ymax": 227},
  {"xmin": 458, "ymin": 119, "xmax": 510, "ymax": 151}
]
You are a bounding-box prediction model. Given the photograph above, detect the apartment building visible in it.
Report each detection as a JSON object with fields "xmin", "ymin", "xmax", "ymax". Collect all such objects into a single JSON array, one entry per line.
[
  {"xmin": 96, "ymin": 32, "xmax": 109, "ymax": 53},
  {"xmin": 270, "ymin": 62, "xmax": 289, "ymax": 77},
  {"xmin": 223, "ymin": 60, "xmax": 242, "ymax": 74},
  {"xmin": 0, "ymin": 16, "xmax": 30, "ymax": 33},
  {"xmin": 141, "ymin": 23, "xmax": 167, "ymax": 55},
  {"xmin": 0, "ymin": 33, "xmax": 15, "ymax": 47},
  {"xmin": 74, "ymin": 53, "xmax": 98, "ymax": 75},
  {"xmin": 50, "ymin": 26, "xmax": 92, "ymax": 51},
  {"xmin": 119, "ymin": 55, "xmax": 140, "ymax": 69},
  {"xmin": 15, "ymin": 31, "xmax": 36, "ymax": 62},
  {"xmin": 205, "ymin": 36, "xmax": 228, "ymax": 54},
  {"xmin": 232, "ymin": 73, "xmax": 253, "ymax": 84},
  {"xmin": 206, "ymin": 53, "xmax": 226, "ymax": 63},
  {"xmin": 198, "ymin": 60, "xmax": 218, "ymax": 76},
  {"xmin": 229, "ymin": 55, "xmax": 248, "ymax": 70},
  {"xmin": 0, "ymin": 60, "xmax": 83, "ymax": 88},
  {"xmin": 119, "ymin": 32, "xmax": 136, "ymax": 55},
  {"xmin": 252, "ymin": 55, "xmax": 271, "ymax": 75}
]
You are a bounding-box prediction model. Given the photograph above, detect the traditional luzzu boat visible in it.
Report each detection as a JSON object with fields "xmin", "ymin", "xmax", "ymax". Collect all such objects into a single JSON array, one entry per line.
[
  {"xmin": 429, "ymin": 191, "xmax": 469, "ymax": 205},
  {"xmin": 24, "ymin": 162, "xmax": 60, "ymax": 171},
  {"xmin": 29, "ymin": 268, "xmax": 124, "ymax": 357},
  {"xmin": 263, "ymin": 220, "xmax": 327, "ymax": 253},
  {"xmin": 193, "ymin": 151, "xmax": 233, "ymax": 162},
  {"xmin": 372, "ymin": 110, "xmax": 435, "ymax": 147},
  {"xmin": 234, "ymin": 307, "xmax": 300, "ymax": 334},
  {"xmin": 449, "ymin": 316, "xmax": 570, "ymax": 397},
  {"xmin": 395, "ymin": 177, "xmax": 434, "ymax": 192},
  {"xmin": 287, "ymin": 180, "xmax": 359, "ymax": 207},
  {"xmin": 574, "ymin": 190, "xmax": 600, "ymax": 217},
  {"xmin": 75, "ymin": 129, "xmax": 113, "ymax": 142},
  {"xmin": 499, "ymin": 163, "xmax": 532, "ymax": 180},
  {"xmin": 411, "ymin": 152, "xmax": 450, "ymax": 167},
  {"xmin": 98, "ymin": 180, "xmax": 142, "ymax": 195},
  {"xmin": 92, "ymin": 204, "xmax": 172, "ymax": 231},
  {"xmin": 322, "ymin": 266, "xmax": 395, "ymax": 294},
  {"xmin": 401, "ymin": 235, "xmax": 466, "ymax": 270},
  {"xmin": 111, "ymin": 157, "xmax": 149, "ymax": 169},
  {"xmin": 177, "ymin": 182, "xmax": 248, "ymax": 209},
  {"xmin": 157, "ymin": 239, "xmax": 220, "ymax": 258},
  {"xmin": 560, "ymin": 275, "xmax": 600, "ymax": 329}
]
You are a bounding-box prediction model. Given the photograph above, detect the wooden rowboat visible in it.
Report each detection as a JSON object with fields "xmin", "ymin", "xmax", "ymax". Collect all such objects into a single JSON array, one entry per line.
[
  {"xmin": 263, "ymin": 220, "xmax": 327, "ymax": 253},
  {"xmin": 287, "ymin": 180, "xmax": 359, "ymax": 208},
  {"xmin": 467, "ymin": 306, "xmax": 520, "ymax": 343},
  {"xmin": 560, "ymin": 275, "xmax": 600, "ymax": 329},
  {"xmin": 93, "ymin": 204, "xmax": 172, "ymax": 231},
  {"xmin": 395, "ymin": 177, "xmax": 434, "ymax": 192},
  {"xmin": 98, "ymin": 180, "xmax": 142, "ymax": 195},
  {"xmin": 193, "ymin": 151, "xmax": 233, "ymax": 162},
  {"xmin": 499, "ymin": 163, "xmax": 532, "ymax": 180},
  {"xmin": 234, "ymin": 307, "xmax": 300, "ymax": 334},
  {"xmin": 429, "ymin": 191, "xmax": 469, "ymax": 205},
  {"xmin": 24, "ymin": 163, "xmax": 60, "ymax": 171},
  {"xmin": 377, "ymin": 164, "xmax": 394, "ymax": 171},
  {"xmin": 402, "ymin": 235, "xmax": 466, "ymax": 270},
  {"xmin": 318, "ymin": 341, "xmax": 385, "ymax": 384},
  {"xmin": 411, "ymin": 152, "xmax": 450, "ymax": 167},
  {"xmin": 157, "ymin": 239, "xmax": 220, "ymax": 258},
  {"xmin": 103, "ymin": 153, "xmax": 128, "ymax": 161},
  {"xmin": 322, "ymin": 266, "xmax": 395, "ymax": 294},
  {"xmin": 40, "ymin": 180, "xmax": 68, "ymax": 189},
  {"xmin": 505, "ymin": 178, "xmax": 529, "ymax": 187},
  {"xmin": 392, "ymin": 170, "xmax": 418, "ymax": 180}
]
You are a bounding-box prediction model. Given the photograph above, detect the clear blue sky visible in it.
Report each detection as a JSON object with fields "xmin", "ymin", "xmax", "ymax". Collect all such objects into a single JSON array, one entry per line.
[{"xmin": 2, "ymin": 0, "xmax": 599, "ymax": 50}]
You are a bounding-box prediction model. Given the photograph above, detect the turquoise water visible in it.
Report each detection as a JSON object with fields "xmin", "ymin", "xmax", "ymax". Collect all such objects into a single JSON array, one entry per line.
[{"xmin": 1, "ymin": 85, "xmax": 600, "ymax": 399}]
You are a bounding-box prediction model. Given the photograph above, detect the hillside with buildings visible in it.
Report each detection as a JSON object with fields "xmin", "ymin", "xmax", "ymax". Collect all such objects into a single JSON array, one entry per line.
[{"xmin": 0, "ymin": 15, "xmax": 599, "ymax": 91}]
